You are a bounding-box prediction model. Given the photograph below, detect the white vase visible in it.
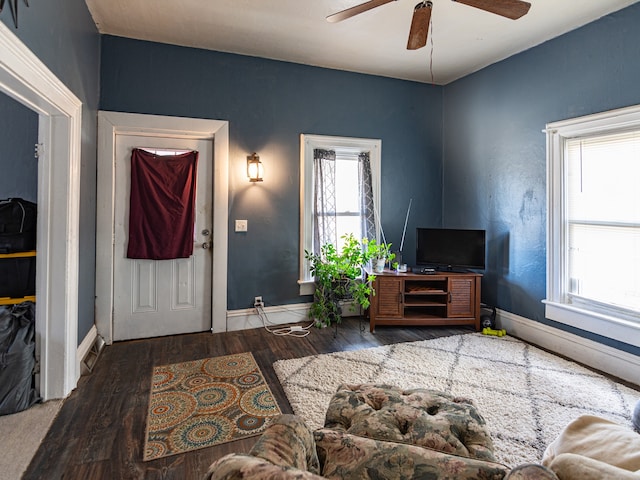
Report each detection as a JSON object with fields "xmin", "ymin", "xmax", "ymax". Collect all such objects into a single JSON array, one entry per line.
[{"xmin": 374, "ymin": 258, "xmax": 385, "ymax": 273}]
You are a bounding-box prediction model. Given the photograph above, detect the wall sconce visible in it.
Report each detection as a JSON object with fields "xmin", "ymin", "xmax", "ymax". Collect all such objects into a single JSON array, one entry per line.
[{"xmin": 247, "ymin": 152, "xmax": 264, "ymax": 182}]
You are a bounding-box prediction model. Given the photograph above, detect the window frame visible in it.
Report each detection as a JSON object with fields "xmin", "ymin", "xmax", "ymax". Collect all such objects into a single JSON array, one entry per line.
[
  {"xmin": 544, "ymin": 104, "xmax": 640, "ymax": 348},
  {"xmin": 299, "ymin": 134, "xmax": 381, "ymax": 295}
]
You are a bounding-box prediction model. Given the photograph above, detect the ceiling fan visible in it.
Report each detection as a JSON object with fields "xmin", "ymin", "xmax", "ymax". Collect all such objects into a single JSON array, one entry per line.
[{"xmin": 327, "ymin": 0, "xmax": 531, "ymax": 50}]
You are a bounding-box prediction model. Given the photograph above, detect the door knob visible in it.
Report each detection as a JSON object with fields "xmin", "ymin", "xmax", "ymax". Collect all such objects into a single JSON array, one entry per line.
[
  {"xmin": 201, "ymin": 229, "xmax": 210, "ymax": 236},
  {"xmin": 202, "ymin": 241, "xmax": 211, "ymax": 249}
]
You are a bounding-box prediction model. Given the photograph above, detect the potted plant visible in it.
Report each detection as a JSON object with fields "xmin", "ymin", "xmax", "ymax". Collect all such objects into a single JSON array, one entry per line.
[
  {"xmin": 305, "ymin": 233, "xmax": 377, "ymax": 328},
  {"xmin": 363, "ymin": 238, "xmax": 397, "ymax": 273}
]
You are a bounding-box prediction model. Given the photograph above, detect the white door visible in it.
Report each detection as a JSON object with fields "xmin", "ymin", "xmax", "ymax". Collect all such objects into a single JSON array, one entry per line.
[{"xmin": 112, "ymin": 134, "xmax": 213, "ymax": 341}]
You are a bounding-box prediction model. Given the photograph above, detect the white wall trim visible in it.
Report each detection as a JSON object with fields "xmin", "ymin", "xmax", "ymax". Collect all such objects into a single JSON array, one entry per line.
[
  {"xmin": 497, "ymin": 309, "xmax": 640, "ymax": 387},
  {"xmin": 0, "ymin": 22, "xmax": 81, "ymax": 400},
  {"xmin": 227, "ymin": 303, "xmax": 311, "ymax": 332},
  {"xmin": 543, "ymin": 300, "xmax": 639, "ymax": 348},
  {"xmin": 95, "ymin": 111, "xmax": 229, "ymax": 343}
]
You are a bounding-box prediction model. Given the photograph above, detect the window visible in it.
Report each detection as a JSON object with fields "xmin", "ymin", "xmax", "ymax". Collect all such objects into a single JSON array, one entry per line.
[
  {"xmin": 545, "ymin": 105, "xmax": 640, "ymax": 347},
  {"xmin": 299, "ymin": 134, "xmax": 381, "ymax": 295}
]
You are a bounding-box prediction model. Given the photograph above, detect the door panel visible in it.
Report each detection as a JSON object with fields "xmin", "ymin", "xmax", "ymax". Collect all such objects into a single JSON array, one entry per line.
[
  {"xmin": 113, "ymin": 134, "xmax": 213, "ymax": 341},
  {"xmin": 447, "ymin": 277, "xmax": 475, "ymax": 318},
  {"xmin": 376, "ymin": 276, "xmax": 404, "ymax": 318}
]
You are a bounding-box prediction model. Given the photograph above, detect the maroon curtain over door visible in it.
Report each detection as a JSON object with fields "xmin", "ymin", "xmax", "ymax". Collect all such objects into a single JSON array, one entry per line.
[{"xmin": 127, "ymin": 148, "xmax": 199, "ymax": 260}]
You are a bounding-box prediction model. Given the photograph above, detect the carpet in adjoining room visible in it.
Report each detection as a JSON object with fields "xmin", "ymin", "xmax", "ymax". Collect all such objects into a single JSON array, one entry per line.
[
  {"xmin": 273, "ymin": 333, "xmax": 639, "ymax": 467},
  {"xmin": 144, "ymin": 352, "xmax": 281, "ymax": 461}
]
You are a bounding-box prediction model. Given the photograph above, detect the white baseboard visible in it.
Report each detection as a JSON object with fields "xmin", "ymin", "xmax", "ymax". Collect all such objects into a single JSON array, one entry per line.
[
  {"xmin": 76, "ymin": 325, "xmax": 97, "ymax": 379},
  {"xmin": 497, "ymin": 309, "xmax": 640, "ymax": 387},
  {"xmin": 226, "ymin": 303, "xmax": 312, "ymax": 332}
]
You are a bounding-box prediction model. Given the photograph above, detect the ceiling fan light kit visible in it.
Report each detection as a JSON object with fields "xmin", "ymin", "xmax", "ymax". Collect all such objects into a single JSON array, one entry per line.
[{"xmin": 327, "ymin": 0, "xmax": 531, "ymax": 50}]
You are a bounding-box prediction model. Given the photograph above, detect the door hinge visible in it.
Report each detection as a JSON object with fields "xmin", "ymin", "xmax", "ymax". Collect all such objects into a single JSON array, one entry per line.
[{"xmin": 34, "ymin": 143, "xmax": 44, "ymax": 159}]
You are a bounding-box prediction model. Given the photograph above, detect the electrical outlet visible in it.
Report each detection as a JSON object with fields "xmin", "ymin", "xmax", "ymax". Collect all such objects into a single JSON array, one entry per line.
[
  {"xmin": 254, "ymin": 296, "xmax": 263, "ymax": 307},
  {"xmin": 235, "ymin": 219, "xmax": 248, "ymax": 232}
]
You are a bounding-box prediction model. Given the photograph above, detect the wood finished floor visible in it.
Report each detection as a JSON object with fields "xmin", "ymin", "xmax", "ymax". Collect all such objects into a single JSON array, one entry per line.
[{"xmin": 24, "ymin": 319, "xmax": 475, "ymax": 479}]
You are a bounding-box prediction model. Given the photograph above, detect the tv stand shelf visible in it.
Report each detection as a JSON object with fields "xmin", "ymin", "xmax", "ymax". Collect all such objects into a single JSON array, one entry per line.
[{"xmin": 368, "ymin": 270, "xmax": 481, "ymax": 332}]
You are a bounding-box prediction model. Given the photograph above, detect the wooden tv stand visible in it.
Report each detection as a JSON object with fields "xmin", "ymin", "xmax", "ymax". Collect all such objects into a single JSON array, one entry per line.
[{"xmin": 368, "ymin": 270, "xmax": 481, "ymax": 333}]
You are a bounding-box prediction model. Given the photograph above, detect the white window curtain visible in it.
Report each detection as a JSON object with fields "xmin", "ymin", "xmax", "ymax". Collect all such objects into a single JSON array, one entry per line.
[
  {"xmin": 359, "ymin": 151, "xmax": 376, "ymax": 241},
  {"xmin": 313, "ymin": 148, "xmax": 337, "ymax": 254}
]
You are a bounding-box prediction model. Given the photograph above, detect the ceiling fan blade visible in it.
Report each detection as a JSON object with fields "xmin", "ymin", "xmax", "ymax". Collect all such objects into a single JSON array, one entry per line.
[
  {"xmin": 452, "ymin": 0, "xmax": 531, "ymax": 20},
  {"xmin": 407, "ymin": 1, "xmax": 432, "ymax": 50},
  {"xmin": 327, "ymin": 0, "xmax": 396, "ymax": 23}
]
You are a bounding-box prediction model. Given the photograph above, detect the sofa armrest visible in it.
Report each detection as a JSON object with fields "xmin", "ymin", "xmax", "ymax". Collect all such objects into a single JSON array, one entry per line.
[
  {"xmin": 204, "ymin": 454, "xmax": 325, "ymax": 480},
  {"xmin": 205, "ymin": 415, "xmax": 323, "ymax": 480},
  {"xmin": 249, "ymin": 414, "xmax": 321, "ymax": 474}
]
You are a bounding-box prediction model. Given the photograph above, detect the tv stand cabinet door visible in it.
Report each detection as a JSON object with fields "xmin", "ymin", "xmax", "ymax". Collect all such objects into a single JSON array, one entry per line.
[
  {"xmin": 447, "ymin": 277, "xmax": 476, "ymax": 318},
  {"xmin": 374, "ymin": 276, "xmax": 403, "ymax": 318}
]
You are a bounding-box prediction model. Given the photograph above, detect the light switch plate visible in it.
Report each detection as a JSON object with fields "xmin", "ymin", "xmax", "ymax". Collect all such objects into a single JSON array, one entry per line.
[{"xmin": 235, "ymin": 219, "xmax": 248, "ymax": 232}]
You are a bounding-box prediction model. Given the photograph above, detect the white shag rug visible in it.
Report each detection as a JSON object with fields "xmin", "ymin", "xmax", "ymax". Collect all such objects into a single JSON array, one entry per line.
[{"xmin": 273, "ymin": 333, "xmax": 639, "ymax": 467}]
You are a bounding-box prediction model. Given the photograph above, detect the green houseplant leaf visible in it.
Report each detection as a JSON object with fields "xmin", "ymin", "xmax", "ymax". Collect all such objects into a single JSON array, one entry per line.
[{"xmin": 305, "ymin": 233, "xmax": 392, "ymax": 328}]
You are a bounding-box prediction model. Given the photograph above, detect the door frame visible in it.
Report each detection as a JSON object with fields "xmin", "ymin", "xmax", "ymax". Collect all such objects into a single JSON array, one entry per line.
[
  {"xmin": 95, "ymin": 111, "xmax": 229, "ymax": 344},
  {"xmin": 0, "ymin": 22, "xmax": 81, "ymax": 400}
]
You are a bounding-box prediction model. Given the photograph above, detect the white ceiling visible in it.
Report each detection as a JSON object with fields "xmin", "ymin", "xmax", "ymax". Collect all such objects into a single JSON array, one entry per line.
[{"xmin": 85, "ymin": 0, "xmax": 639, "ymax": 85}]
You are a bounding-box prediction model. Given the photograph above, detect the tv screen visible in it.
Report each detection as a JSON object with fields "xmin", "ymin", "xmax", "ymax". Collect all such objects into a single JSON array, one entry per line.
[{"xmin": 416, "ymin": 228, "xmax": 486, "ymax": 270}]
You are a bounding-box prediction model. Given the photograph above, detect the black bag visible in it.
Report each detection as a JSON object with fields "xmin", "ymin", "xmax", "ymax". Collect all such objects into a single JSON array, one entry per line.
[
  {"xmin": 0, "ymin": 198, "xmax": 37, "ymax": 254},
  {"xmin": 0, "ymin": 302, "xmax": 40, "ymax": 415}
]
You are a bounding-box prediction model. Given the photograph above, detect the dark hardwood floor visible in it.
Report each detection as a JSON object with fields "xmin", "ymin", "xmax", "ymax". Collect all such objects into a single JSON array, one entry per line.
[{"xmin": 24, "ymin": 319, "xmax": 475, "ymax": 479}]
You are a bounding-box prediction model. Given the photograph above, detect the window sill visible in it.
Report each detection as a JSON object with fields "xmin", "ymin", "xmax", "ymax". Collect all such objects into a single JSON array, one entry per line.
[
  {"xmin": 298, "ymin": 279, "xmax": 315, "ymax": 296},
  {"xmin": 543, "ymin": 300, "xmax": 640, "ymax": 348}
]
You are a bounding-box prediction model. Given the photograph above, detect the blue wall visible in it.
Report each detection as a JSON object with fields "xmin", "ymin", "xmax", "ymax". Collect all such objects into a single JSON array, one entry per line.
[
  {"xmin": 100, "ymin": 36, "xmax": 444, "ymax": 310},
  {"xmin": 3, "ymin": 0, "xmax": 637, "ymax": 356},
  {"xmin": 1, "ymin": 0, "xmax": 101, "ymax": 343},
  {"xmin": 0, "ymin": 93, "xmax": 38, "ymax": 202},
  {"xmin": 443, "ymin": 3, "xmax": 640, "ymax": 355}
]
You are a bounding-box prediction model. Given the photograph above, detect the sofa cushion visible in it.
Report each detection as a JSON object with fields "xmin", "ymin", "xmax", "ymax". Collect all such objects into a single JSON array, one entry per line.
[
  {"xmin": 542, "ymin": 415, "xmax": 640, "ymax": 472},
  {"xmin": 324, "ymin": 383, "xmax": 497, "ymax": 462},
  {"xmin": 504, "ymin": 464, "xmax": 559, "ymax": 480},
  {"xmin": 314, "ymin": 428, "xmax": 509, "ymax": 480}
]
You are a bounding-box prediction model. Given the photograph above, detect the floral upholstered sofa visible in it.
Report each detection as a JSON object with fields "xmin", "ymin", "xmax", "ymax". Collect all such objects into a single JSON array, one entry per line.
[{"xmin": 204, "ymin": 383, "xmax": 559, "ymax": 480}]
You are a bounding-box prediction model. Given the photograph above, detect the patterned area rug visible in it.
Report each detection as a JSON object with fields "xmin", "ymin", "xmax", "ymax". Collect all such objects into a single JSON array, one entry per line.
[
  {"xmin": 144, "ymin": 352, "xmax": 281, "ymax": 461},
  {"xmin": 273, "ymin": 333, "xmax": 639, "ymax": 467}
]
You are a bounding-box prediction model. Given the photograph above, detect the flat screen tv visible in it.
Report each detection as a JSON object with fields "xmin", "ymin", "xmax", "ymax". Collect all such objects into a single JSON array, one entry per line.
[{"xmin": 416, "ymin": 228, "xmax": 486, "ymax": 271}]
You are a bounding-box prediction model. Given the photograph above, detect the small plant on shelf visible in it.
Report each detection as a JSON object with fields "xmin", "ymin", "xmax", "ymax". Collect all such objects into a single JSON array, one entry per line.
[
  {"xmin": 363, "ymin": 237, "xmax": 397, "ymax": 273},
  {"xmin": 305, "ymin": 233, "xmax": 379, "ymax": 328}
]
